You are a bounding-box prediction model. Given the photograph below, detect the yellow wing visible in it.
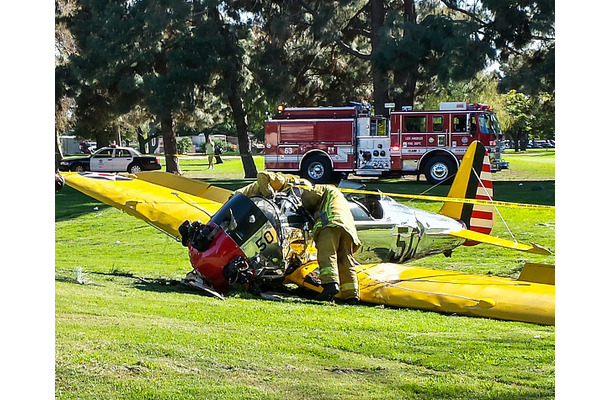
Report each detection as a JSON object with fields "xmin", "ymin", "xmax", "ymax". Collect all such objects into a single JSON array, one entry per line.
[
  {"xmin": 448, "ymin": 229, "xmax": 552, "ymax": 255},
  {"xmin": 286, "ymin": 261, "xmax": 555, "ymax": 325},
  {"xmin": 61, "ymin": 171, "xmax": 232, "ymax": 239}
]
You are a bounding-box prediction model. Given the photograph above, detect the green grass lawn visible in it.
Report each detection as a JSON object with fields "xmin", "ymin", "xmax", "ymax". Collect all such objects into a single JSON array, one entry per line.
[
  {"xmin": 164, "ymin": 149, "xmax": 555, "ymax": 183},
  {"xmin": 499, "ymin": 150, "xmax": 555, "ymax": 181},
  {"xmin": 55, "ymin": 150, "xmax": 555, "ymax": 399}
]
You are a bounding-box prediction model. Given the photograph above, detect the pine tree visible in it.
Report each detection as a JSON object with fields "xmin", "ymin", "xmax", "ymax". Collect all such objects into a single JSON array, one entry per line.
[
  {"xmin": 248, "ymin": 0, "xmax": 554, "ymax": 111},
  {"xmin": 205, "ymin": 4, "xmax": 259, "ymax": 178}
]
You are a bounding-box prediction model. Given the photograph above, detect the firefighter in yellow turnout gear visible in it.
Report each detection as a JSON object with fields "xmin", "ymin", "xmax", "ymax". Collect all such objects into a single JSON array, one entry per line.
[
  {"xmin": 234, "ymin": 171, "xmax": 310, "ymax": 198},
  {"xmin": 300, "ymin": 185, "xmax": 361, "ymax": 302},
  {"xmin": 235, "ymin": 172, "xmax": 361, "ymax": 302}
]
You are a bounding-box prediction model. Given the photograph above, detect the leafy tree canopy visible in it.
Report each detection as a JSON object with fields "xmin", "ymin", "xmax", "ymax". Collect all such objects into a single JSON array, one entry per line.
[{"xmin": 56, "ymin": 0, "xmax": 554, "ymax": 167}]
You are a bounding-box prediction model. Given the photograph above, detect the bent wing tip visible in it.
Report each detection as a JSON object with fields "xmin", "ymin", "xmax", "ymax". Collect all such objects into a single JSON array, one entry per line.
[{"xmin": 528, "ymin": 242, "xmax": 553, "ymax": 255}]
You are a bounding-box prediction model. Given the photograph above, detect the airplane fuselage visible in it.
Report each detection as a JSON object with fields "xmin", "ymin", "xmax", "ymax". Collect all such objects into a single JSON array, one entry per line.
[{"xmin": 349, "ymin": 196, "xmax": 467, "ymax": 264}]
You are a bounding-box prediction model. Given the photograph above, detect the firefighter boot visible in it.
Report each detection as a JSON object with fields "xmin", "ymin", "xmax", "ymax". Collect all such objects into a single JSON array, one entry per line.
[
  {"xmin": 316, "ymin": 283, "xmax": 339, "ymax": 301},
  {"xmin": 337, "ymin": 297, "xmax": 359, "ymax": 306}
]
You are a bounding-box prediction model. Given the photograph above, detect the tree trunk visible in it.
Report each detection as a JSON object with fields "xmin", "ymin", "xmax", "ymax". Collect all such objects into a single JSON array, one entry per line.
[
  {"xmin": 137, "ymin": 126, "xmax": 162, "ymax": 154},
  {"xmin": 55, "ymin": 131, "xmax": 64, "ymax": 170},
  {"xmin": 96, "ymin": 131, "xmax": 110, "ymax": 148},
  {"xmin": 370, "ymin": 0, "xmax": 390, "ymax": 116},
  {"xmin": 152, "ymin": 44, "xmax": 180, "ymax": 173},
  {"xmin": 137, "ymin": 127, "xmax": 147, "ymax": 153},
  {"xmin": 393, "ymin": 75, "xmax": 416, "ymax": 109},
  {"xmin": 519, "ymin": 135, "xmax": 528, "ymax": 152},
  {"xmin": 212, "ymin": 6, "xmax": 257, "ymax": 179},
  {"xmin": 392, "ymin": 0, "xmax": 417, "ymax": 109},
  {"xmin": 160, "ymin": 111, "xmax": 181, "ymax": 174},
  {"xmin": 111, "ymin": 122, "xmax": 121, "ymax": 146},
  {"xmin": 227, "ymin": 77, "xmax": 257, "ymax": 178}
]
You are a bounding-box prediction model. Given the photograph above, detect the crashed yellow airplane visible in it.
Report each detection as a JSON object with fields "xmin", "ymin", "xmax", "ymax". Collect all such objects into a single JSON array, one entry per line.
[{"xmin": 60, "ymin": 141, "xmax": 554, "ymax": 325}]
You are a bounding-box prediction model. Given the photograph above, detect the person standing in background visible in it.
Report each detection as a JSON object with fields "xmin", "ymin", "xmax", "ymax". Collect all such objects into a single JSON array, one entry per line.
[{"xmin": 205, "ymin": 136, "xmax": 215, "ymax": 170}]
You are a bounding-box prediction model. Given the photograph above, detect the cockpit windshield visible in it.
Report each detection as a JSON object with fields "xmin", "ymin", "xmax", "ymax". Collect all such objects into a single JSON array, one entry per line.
[{"xmin": 210, "ymin": 194, "xmax": 268, "ymax": 247}]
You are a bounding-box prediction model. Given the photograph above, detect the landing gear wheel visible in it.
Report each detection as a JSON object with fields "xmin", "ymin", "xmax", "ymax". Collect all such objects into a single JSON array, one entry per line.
[
  {"xmin": 301, "ymin": 155, "xmax": 333, "ymax": 183},
  {"xmin": 423, "ymin": 156, "xmax": 456, "ymax": 185}
]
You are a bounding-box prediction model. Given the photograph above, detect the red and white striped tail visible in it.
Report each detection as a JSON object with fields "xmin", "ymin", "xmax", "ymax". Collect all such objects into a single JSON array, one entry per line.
[
  {"xmin": 439, "ymin": 141, "xmax": 496, "ymax": 246},
  {"xmin": 468, "ymin": 155, "xmax": 495, "ymax": 235}
]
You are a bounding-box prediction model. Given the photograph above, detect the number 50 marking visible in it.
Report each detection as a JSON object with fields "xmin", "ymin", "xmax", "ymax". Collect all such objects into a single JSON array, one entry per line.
[{"xmin": 256, "ymin": 229, "xmax": 276, "ymax": 251}]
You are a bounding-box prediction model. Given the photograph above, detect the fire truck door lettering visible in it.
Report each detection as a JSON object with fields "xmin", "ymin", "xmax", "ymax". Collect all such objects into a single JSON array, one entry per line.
[{"xmin": 403, "ymin": 135, "xmax": 424, "ymax": 147}]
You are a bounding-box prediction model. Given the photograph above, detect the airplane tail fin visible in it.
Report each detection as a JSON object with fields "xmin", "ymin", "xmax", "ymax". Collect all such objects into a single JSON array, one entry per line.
[{"xmin": 438, "ymin": 141, "xmax": 495, "ymax": 242}]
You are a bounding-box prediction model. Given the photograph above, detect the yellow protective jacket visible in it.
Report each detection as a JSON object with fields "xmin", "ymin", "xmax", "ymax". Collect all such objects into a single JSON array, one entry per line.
[
  {"xmin": 234, "ymin": 171, "xmax": 311, "ymax": 198},
  {"xmin": 300, "ymin": 185, "xmax": 361, "ymax": 252}
]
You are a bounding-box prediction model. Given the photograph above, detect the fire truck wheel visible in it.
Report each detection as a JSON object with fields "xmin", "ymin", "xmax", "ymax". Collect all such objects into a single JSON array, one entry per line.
[
  {"xmin": 301, "ymin": 155, "xmax": 333, "ymax": 183},
  {"xmin": 423, "ymin": 156, "xmax": 456, "ymax": 185}
]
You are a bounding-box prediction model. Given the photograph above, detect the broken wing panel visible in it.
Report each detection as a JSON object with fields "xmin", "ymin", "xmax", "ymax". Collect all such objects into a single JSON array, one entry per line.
[{"xmin": 61, "ymin": 172, "xmax": 232, "ymax": 238}]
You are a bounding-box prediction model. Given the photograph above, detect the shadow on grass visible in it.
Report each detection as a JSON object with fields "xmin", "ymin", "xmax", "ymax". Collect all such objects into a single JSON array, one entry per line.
[
  {"xmin": 55, "ymin": 269, "xmax": 191, "ymax": 292},
  {"xmin": 130, "ymin": 274, "xmax": 342, "ymax": 306},
  {"xmin": 55, "ymin": 186, "xmax": 110, "ymax": 221},
  {"xmin": 493, "ymin": 180, "xmax": 555, "ymax": 206},
  {"xmin": 131, "ymin": 277, "xmax": 208, "ymax": 295}
]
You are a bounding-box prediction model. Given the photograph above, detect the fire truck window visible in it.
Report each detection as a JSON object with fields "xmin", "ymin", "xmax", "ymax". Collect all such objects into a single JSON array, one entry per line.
[
  {"xmin": 403, "ymin": 116, "xmax": 426, "ymax": 133},
  {"xmin": 490, "ymin": 114, "xmax": 502, "ymax": 134},
  {"xmin": 453, "ymin": 115, "xmax": 466, "ymax": 132},
  {"xmin": 373, "ymin": 119, "xmax": 387, "ymax": 136},
  {"xmin": 478, "ymin": 114, "xmax": 490, "ymax": 133},
  {"xmin": 432, "ymin": 116, "xmax": 444, "ymax": 132}
]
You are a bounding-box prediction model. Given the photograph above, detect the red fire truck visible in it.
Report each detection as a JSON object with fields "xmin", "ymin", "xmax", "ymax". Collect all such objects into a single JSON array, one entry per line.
[{"xmin": 264, "ymin": 102, "xmax": 507, "ymax": 184}]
